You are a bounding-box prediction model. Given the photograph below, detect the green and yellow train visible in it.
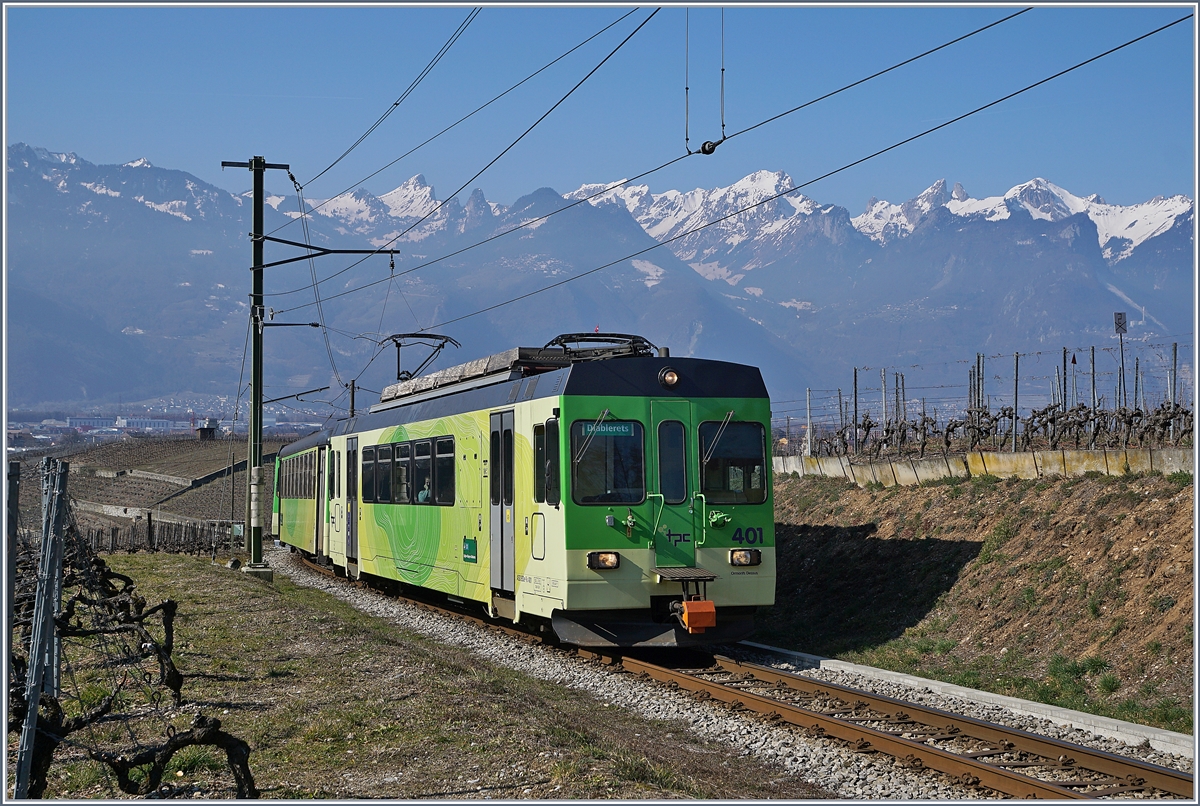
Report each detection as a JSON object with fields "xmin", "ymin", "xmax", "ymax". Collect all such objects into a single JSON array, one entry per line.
[{"xmin": 272, "ymin": 334, "xmax": 774, "ymax": 647}]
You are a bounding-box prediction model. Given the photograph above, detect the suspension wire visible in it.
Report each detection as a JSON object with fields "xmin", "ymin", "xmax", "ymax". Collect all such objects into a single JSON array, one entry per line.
[
  {"xmin": 377, "ymin": 252, "xmax": 423, "ymax": 334},
  {"xmin": 289, "ymin": 174, "xmax": 345, "ymax": 388},
  {"xmin": 268, "ymin": 8, "xmax": 660, "ymax": 303},
  {"xmin": 720, "ymin": 7, "xmax": 725, "ymax": 141},
  {"xmin": 267, "ymin": 6, "xmax": 1028, "ymax": 307},
  {"xmin": 684, "ymin": 8, "xmax": 691, "ymax": 153},
  {"xmin": 305, "ymin": 7, "xmax": 481, "ymax": 188},
  {"xmin": 267, "ymin": 9, "xmax": 639, "ymax": 238},
  {"xmin": 725, "ymin": 7, "xmax": 1033, "ymax": 143},
  {"xmin": 268, "ymin": 152, "xmax": 690, "ymax": 305},
  {"xmin": 417, "ymin": 12, "xmax": 1192, "ymax": 333}
]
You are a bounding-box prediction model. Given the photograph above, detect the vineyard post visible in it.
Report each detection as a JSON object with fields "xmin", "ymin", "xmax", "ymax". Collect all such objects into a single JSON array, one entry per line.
[
  {"xmin": 1062, "ymin": 347, "xmax": 1068, "ymax": 414},
  {"xmin": 1012, "ymin": 352, "xmax": 1019, "ymax": 452},
  {"xmin": 1171, "ymin": 342, "xmax": 1178, "ymax": 440},
  {"xmin": 7, "ymin": 461, "xmax": 19, "ymax": 684},
  {"xmin": 853, "ymin": 368, "xmax": 859, "ymax": 455},
  {"xmin": 1091, "ymin": 346, "xmax": 1097, "ymax": 434},
  {"xmin": 805, "ymin": 389, "xmax": 812, "ymax": 457},
  {"xmin": 881, "ymin": 368, "xmax": 887, "ymax": 450}
]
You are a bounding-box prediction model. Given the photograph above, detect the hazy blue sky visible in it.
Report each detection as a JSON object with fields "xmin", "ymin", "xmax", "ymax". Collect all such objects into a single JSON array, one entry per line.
[{"xmin": 5, "ymin": 5, "xmax": 1195, "ymax": 211}]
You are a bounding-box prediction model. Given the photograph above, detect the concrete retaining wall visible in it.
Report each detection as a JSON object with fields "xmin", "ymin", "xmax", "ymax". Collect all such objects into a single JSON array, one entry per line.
[{"xmin": 774, "ymin": 448, "xmax": 1193, "ymax": 488}]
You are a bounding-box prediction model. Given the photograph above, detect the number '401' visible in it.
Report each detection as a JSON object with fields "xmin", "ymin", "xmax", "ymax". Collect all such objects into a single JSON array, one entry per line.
[{"xmin": 731, "ymin": 527, "xmax": 763, "ymax": 545}]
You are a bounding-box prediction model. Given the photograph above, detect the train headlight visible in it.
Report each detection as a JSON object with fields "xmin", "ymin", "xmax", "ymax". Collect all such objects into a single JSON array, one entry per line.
[
  {"xmin": 658, "ymin": 367, "xmax": 679, "ymax": 388},
  {"xmin": 729, "ymin": 549, "xmax": 761, "ymax": 567},
  {"xmin": 587, "ymin": 551, "xmax": 621, "ymax": 570}
]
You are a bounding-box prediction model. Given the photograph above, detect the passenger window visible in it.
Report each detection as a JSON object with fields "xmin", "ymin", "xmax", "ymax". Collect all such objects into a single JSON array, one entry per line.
[
  {"xmin": 489, "ymin": 431, "xmax": 501, "ymax": 506},
  {"xmin": 414, "ymin": 441, "xmax": 433, "ymax": 503},
  {"xmin": 435, "ymin": 437, "xmax": 455, "ymax": 505},
  {"xmin": 393, "ymin": 443, "xmax": 410, "ymax": 503},
  {"xmin": 361, "ymin": 447, "xmax": 376, "ymax": 503},
  {"xmin": 502, "ymin": 428, "xmax": 514, "ymax": 506},
  {"xmin": 546, "ymin": 419, "xmax": 560, "ymax": 506},
  {"xmin": 658, "ymin": 421, "xmax": 687, "ymax": 504},
  {"xmin": 377, "ymin": 445, "xmax": 392, "ymax": 503},
  {"xmin": 533, "ymin": 425, "xmax": 546, "ymax": 503}
]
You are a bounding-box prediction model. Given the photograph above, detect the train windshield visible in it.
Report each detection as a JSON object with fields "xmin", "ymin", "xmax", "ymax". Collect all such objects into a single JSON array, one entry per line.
[
  {"xmin": 571, "ymin": 420, "xmax": 644, "ymax": 504},
  {"xmin": 699, "ymin": 421, "xmax": 766, "ymax": 504}
]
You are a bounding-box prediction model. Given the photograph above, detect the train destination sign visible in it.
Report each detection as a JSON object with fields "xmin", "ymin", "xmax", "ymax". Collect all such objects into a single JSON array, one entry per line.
[{"xmin": 582, "ymin": 422, "xmax": 636, "ymax": 437}]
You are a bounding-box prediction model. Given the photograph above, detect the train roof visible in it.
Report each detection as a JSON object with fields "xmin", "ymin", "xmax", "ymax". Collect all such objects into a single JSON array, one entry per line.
[
  {"xmin": 277, "ymin": 428, "xmax": 332, "ymax": 459},
  {"xmin": 377, "ymin": 333, "xmax": 658, "ymax": 406}
]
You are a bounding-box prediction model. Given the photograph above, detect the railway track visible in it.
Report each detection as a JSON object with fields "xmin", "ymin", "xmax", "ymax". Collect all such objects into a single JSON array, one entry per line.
[
  {"xmin": 606, "ymin": 654, "xmax": 1193, "ymax": 800},
  {"xmin": 297, "ymin": 555, "xmax": 1192, "ymax": 799}
]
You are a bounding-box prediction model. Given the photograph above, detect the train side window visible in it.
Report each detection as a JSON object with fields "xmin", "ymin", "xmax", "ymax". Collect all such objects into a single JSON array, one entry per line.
[
  {"xmin": 328, "ymin": 452, "xmax": 335, "ymax": 500},
  {"xmin": 376, "ymin": 445, "xmax": 392, "ymax": 503},
  {"xmin": 435, "ymin": 437, "xmax": 455, "ymax": 505},
  {"xmin": 658, "ymin": 420, "xmax": 687, "ymax": 504},
  {"xmin": 533, "ymin": 425, "xmax": 546, "ymax": 502},
  {"xmin": 489, "ymin": 430, "xmax": 501, "ymax": 506},
  {"xmin": 502, "ymin": 426, "xmax": 514, "ymax": 506},
  {"xmin": 362, "ymin": 447, "xmax": 376, "ymax": 503},
  {"xmin": 546, "ymin": 418, "xmax": 560, "ymax": 506},
  {"xmin": 393, "ymin": 443, "xmax": 410, "ymax": 503},
  {"xmin": 335, "ymin": 451, "xmax": 341, "ymax": 499},
  {"xmin": 413, "ymin": 440, "xmax": 433, "ymax": 503}
]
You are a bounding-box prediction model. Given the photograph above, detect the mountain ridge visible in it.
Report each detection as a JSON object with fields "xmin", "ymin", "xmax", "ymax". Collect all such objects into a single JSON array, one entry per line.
[{"xmin": 5, "ymin": 143, "xmax": 1194, "ymax": 410}]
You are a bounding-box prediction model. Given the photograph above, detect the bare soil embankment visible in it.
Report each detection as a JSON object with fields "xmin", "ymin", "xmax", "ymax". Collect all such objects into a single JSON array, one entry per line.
[{"xmin": 756, "ymin": 471, "xmax": 1194, "ymax": 733}]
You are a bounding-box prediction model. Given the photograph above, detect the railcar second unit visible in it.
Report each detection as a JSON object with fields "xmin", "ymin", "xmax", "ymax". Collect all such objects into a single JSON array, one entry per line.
[{"xmin": 274, "ymin": 334, "xmax": 775, "ymax": 647}]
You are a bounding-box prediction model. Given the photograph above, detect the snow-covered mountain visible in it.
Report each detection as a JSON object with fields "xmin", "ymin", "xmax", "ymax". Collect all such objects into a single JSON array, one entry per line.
[
  {"xmin": 857, "ymin": 177, "xmax": 1193, "ymax": 263},
  {"xmin": 6, "ymin": 142, "xmax": 1194, "ymax": 408},
  {"xmin": 281, "ymin": 176, "xmax": 502, "ymax": 247},
  {"xmin": 570, "ymin": 172, "xmax": 1193, "ymax": 269}
]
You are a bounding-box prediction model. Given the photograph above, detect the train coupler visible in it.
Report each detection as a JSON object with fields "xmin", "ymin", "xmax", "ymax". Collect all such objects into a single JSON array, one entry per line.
[{"xmin": 671, "ymin": 596, "xmax": 717, "ymax": 633}]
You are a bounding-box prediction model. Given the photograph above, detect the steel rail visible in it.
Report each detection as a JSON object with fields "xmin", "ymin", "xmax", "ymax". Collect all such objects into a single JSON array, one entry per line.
[
  {"xmin": 291, "ymin": 555, "xmax": 1190, "ymax": 799},
  {"xmin": 620, "ymin": 656, "xmax": 1085, "ymax": 799},
  {"xmin": 717, "ymin": 657, "xmax": 1192, "ymax": 799}
]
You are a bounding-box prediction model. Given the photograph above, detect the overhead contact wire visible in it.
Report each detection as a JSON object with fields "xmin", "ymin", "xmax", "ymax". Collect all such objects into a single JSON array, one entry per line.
[
  {"xmin": 420, "ymin": 13, "xmax": 1192, "ymax": 332},
  {"xmin": 306, "ymin": 7, "xmax": 481, "ymax": 188},
  {"xmin": 268, "ymin": 7, "xmax": 1028, "ymax": 306},
  {"xmin": 269, "ymin": 9, "xmax": 638, "ymax": 238},
  {"xmin": 270, "ymin": 8, "xmax": 661, "ymax": 303},
  {"xmin": 725, "ymin": 7, "xmax": 1033, "ymax": 143},
  {"xmin": 327, "ymin": 8, "xmax": 661, "ymax": 280}
]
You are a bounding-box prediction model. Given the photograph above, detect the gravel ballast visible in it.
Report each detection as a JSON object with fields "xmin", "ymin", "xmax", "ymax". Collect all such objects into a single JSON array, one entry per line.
[{"xmin": 269, "ymin": 548, "xmax": 1191, "ymax": 799}]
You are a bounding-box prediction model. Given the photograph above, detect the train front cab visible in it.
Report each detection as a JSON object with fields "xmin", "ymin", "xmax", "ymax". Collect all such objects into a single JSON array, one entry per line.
[{"xmin": 546, "ymin": 360, "xmax": 776, "ymax": 647}]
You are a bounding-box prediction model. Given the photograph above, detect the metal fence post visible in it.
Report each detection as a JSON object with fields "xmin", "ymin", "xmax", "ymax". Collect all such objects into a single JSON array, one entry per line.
[
  {"xmin": 15, "ymin": 460, "xmax": 68, "ymax": 797},
  {"xmin": 7, "ymin": 461, "xmax": 20, "ymax": 689}
]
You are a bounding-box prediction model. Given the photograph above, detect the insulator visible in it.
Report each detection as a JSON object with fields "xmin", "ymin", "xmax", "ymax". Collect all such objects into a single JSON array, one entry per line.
[{"xmin": 700, "ymin": 140, "xmax": 719, "ymax": 155}]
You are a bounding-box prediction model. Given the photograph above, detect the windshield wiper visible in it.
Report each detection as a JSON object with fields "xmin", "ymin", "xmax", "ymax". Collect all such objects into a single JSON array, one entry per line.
[
  {"xmin": 701, "ymin": 410, "xmax": 735, "ymax": 466},
  {"xmin": 573, "ymin": 408, "xmax": 610, "ymax": 464}
]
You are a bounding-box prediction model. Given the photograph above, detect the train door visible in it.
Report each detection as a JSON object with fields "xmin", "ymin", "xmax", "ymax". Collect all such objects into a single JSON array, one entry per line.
[
  {"xmin": 650, "ymin": 401, "xmax": 698, "ymax": 568},
  {"xmin": 346, "ymin": 437, "xmax": 358, "ymax": 565},
  {"xmin": 314, "ymin": 447, "xmax": 326, "ymax": 558},
  {"xmin": 489, "ymin": 411, "xmax": 515, "ymax": 592}
]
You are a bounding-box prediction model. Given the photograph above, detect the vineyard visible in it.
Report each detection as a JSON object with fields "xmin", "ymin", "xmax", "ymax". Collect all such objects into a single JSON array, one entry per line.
[
  {"xmin": 15, "ymin": 436, "xmax": 292, "ymax": 532},
  {"xmin": 8, "ymin": 460, "xmax": 258, "ymax": 798}
]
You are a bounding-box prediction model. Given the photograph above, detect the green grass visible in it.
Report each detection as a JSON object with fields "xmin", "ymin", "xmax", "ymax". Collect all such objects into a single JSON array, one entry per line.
[{"xmin": 844, "ymin": 643, "xmax": 1192, "ymax": 733}]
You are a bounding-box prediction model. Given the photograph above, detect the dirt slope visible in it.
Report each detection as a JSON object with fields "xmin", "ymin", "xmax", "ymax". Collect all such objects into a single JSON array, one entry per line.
[{"xmin": 756, "ymin": 472, "xmax": 1194, "ymax": 732}]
